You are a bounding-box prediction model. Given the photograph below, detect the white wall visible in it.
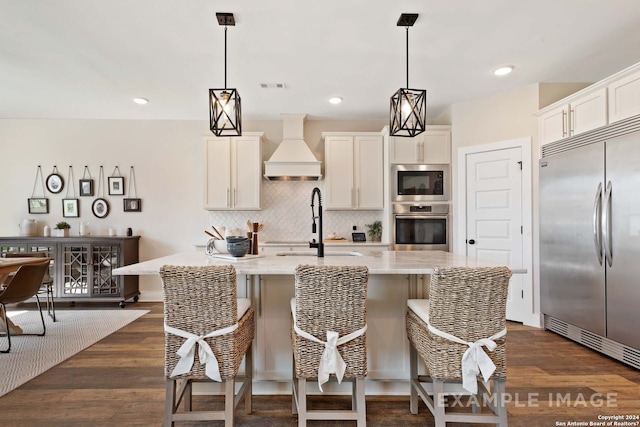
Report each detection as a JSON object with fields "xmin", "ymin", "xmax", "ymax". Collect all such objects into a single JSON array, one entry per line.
[{"xmin": 0, "ymin": 118, "xmax": 385, "ymax": 301}]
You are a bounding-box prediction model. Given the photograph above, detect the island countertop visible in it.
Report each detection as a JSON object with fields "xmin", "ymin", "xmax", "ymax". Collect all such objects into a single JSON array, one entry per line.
[{"xmin": 113, "ymin": 250, "xmax": 524, "ymax": 276}]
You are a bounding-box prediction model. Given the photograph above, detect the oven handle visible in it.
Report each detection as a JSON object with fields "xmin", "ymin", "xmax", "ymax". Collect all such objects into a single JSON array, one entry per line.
[{"xmin": 394, "ymin": 214, "xmax": 449, "ymax": 220}]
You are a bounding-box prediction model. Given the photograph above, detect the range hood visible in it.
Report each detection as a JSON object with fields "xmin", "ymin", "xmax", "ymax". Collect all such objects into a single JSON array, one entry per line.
[{"xmin": 264, "ymin": 113, "xmax": 322, "ymax": 180}]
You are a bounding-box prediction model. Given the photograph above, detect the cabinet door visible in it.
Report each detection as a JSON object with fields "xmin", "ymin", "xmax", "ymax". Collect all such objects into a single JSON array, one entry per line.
[
  {"xmin": 539, "ymin": 104, "xmax": 569, "ymax": 145},
  {"xmin": 422, "ymin": 130, "xmax": 451, "ymax": 164},
  {"xmin": 204, "ymin": 138, "xmax": 232, "ymax": 209},
  {"xmin": 570, "ymin": 88, "xmax": 607, "ymax": 136},
  {"xmin": 354, "ymin": 136, "xmax": 383, "ymax": 209},
  {"xmin": 232, "ymin": 136, "xmax": 262, "ymax": 210},
  {"xmin": 325, "ymin": 136, "xmax": 355, "ymax": 209},
  {"xmin": 389, "ymin": 137, "xmax": 420, "ymax": 164},
  {"xmin": 608, "ymin": 70, "xmax": 640, "ymax": 124}
]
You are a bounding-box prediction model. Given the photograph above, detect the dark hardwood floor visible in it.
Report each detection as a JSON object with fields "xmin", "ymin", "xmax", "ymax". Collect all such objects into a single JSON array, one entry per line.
[{"xmin": 1, "ymin": 302, "xmax": 639, "ymax": 426}]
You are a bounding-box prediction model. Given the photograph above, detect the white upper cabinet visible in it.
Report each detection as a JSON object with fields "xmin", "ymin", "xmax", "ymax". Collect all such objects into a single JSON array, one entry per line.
[
  {"xmin": 538, "ymin": 88, "xmax": 607, "ymax": 146},
  {"xmin": 389, "ymin": 126, "xmax": 451, "ymax": 164},
  {"xmin": 537, "ymin": 62, "xmax": 640, "ymax": 144},
  {"xmin": 324, "ymin": 133, "xmax": 383, "ymax": 210},
  {"xmin": 203, "ymin": 133, "xmax": 263, "ymax": 210},
  {"xmin": 608, "ymin": 69, "xmax": 640, "ymax": 124}
]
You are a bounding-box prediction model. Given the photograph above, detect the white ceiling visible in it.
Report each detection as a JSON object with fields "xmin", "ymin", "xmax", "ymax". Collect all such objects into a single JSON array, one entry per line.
[{"xmin": 2, "ymin": 0, "xmax": 640, "ymax": 122}]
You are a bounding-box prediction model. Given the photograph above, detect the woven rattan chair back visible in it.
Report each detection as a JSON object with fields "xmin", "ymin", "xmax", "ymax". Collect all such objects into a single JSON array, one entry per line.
[
  {"xmin": 415, "ymin": 266, "xmax": 512, "ymax": 381},
  {"xmin": 293, "ymin": 264, "xmax": 369, "ymax": 379},
  {"xmin": 161, "ymin": 264, "xmax": 244, "ymax": 380}
]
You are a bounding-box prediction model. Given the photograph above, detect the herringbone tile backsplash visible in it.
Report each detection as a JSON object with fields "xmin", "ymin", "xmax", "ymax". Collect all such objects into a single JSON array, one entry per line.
[{"xmin": 206, "ymin": 181, "xmax": 382, "ymax": 242}]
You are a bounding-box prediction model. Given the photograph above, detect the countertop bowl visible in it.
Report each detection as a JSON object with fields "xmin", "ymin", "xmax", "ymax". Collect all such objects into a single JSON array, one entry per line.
[
  {"xmin": 213, "ymin": 239, "xmax": 229, "ymax": 253},
  {"xmin": 226, "ymin": 236, "xmax": 249, "ymax": 257}
]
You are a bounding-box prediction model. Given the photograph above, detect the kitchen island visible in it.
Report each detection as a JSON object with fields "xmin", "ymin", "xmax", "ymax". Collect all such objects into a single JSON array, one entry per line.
[{"xmin": 114, "ymin": 250, "xmax": 521, "ymax": 395}]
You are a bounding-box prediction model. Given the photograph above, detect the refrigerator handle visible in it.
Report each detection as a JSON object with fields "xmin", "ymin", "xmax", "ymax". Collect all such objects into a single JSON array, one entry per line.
[
  {"xmin": 602, "ymin": 181, "xmax": 613, "ymax": 267},
  {"xmin": 593, "ymin": 182, "xmax": 603, "ymax": 266}
]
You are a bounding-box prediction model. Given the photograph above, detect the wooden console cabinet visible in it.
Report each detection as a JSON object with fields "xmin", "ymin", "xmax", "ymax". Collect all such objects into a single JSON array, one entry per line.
[{"xmin": 0, "ymin": 236, "xmax": 140, "ymax": 307}]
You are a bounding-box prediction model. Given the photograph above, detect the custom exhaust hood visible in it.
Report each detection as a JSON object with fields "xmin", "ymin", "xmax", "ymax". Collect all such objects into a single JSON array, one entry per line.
[{"xmin": 264, "ymin": 113, "xmax": 322, "ymax": 180}]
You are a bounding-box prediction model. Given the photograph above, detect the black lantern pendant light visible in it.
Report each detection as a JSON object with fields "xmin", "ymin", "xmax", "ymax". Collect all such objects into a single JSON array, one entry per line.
[
  {"xmin": 209, "ymin": 12, "xmax": 242, "ymax": 136},
  {"xmin": 390, "ymin": 13, "xmax": 426, "ymax": 138}
]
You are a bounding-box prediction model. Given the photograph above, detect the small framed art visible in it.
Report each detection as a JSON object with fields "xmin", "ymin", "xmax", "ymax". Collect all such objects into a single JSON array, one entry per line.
[
  {"xmin": 79, "ymin": 179, "xmax": 94, "ymax": 196},
  {"xmin": 123, "ymin": 198, "xmax": 141, "ymax": 212},
  {"xmin": 46, "ymin": 172, "xmax": 64, "ymax": 194},
  {"xmin": 108, "ymin": 176, "xmax": 124, "ymax": 196},
  {"xmin": 62, "ymin": 198, "xmax": 79, "ymax": 218},
  {"xmin": 28, "ymin": 198, "xmax": 49, "ymax": 214},
  {"xmin": 92, "ymin": 198, "xmax": 110, "ymax": 218}
]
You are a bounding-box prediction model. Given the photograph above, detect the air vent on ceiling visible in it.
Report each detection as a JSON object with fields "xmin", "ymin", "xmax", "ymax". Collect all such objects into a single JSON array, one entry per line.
[{"xmin": 259, "ymin": 83, "xmax": 287, "ymax": 89}]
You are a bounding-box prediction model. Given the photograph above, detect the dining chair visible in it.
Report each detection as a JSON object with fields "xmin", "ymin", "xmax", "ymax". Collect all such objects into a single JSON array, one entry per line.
[
  {"xmin": 291, "ymin": 264, "xmax": 369, "ymax": 426},
  {"xmin": 0, "ymin": 260, "xmax": 50, "ymax": 353},
  {"xmin": 4, "ymin": 252, "xmax": 56, "ymax": 321},
  {"xmin": 406, "ymin": 266, "xmax": 512, "ymax": 427},
  {"xmin": 160, "ymin": 264, "xmax": 254, "ymax": 427}
]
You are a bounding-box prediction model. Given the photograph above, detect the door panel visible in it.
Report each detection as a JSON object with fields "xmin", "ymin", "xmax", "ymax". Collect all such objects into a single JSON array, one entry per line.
[
  {"xmin": 466, "ymin": 147, "xmax": 524, "ymax": 321},
  {"xmin": 605, "ymin": 133, "xmax": 640, "ymax": 348},
  {"xmin": 539, "ymin": 142, "xmax": 605, "ymax": 335}
]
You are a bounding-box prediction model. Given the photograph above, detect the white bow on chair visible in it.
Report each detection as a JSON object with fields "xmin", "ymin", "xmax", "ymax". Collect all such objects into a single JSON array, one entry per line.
[{"xmin": 165, "ymin": 323, "xmax": 238, "ymax": 382}]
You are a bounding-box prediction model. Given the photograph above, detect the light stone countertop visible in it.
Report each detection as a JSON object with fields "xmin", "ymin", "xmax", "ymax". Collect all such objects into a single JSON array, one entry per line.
[{"xmin": 113, "ymin": 250, "xmax": 525, "ymax": 276}]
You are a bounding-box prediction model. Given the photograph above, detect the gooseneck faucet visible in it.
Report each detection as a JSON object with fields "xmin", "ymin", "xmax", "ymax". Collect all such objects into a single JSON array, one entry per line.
[{"xmin": 309, "ymin": 187, "xmax": 324, "ymax": 257}]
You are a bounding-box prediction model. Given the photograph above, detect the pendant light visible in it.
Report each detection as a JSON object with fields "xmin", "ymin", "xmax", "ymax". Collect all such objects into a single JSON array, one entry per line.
[
  {"xmin": 389, "ymin": 13, "xmax": 426, "ymax": 138},
  {"xmin": 209, "ymin": 12, "xmax": 242, "ymax": 136}
]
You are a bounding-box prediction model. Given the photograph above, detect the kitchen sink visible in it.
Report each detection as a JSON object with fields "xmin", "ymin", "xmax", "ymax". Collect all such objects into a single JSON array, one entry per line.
[{"xmin": 276, "ymin": 251, "xmax": 363, "ymax": 257}]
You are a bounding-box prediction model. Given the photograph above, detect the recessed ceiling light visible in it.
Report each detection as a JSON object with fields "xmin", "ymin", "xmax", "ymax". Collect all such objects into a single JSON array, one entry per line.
[
  {"xmin": 329, "ymin": 96, "xmax": 343, "ymax": 104},
  {"xmin": 133, "ymin": 97, "xmax": 149, "ymax": 105},
  {"xmin": 493, "ymin": 66, "xmax": 514, "ymax": 76}
]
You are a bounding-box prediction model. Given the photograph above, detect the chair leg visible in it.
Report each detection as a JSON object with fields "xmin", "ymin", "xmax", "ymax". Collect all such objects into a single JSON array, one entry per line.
[
  {"xmin": 245, "ymin": 343, "xmax": 253, "ymax": 414},
  {"xmin": 494, "ymin": 380, "xmax": 508, "ymax": 427},
  {"xmin": 0, "ymin": 304, "xmax": 12, "ymax": 353},
  {"xmin": 164, "ymin": 380, "xmax": 176, "ymax": 427},
  {"xmin": 225, "ymin": 378, "xmax": 235, "ymax": 427},
  {"xmin": 292, "ymin": 355, "xmax": 298, "ymax": 415},
  {"xmin": 47, "ymin": 283, "xmax": 56, "ymax": 322},
  {"xmin": 297, "ymin": 378, "xmax": 307, "ymax": 427},
  {"xmin": 355, "ymin": 377, "xmax": 366, "ymax": 427},
  {"xmin": 33, "ymin": 295, "xmax": 46, "ymax": 336},
  {"xmin": 433, "ymin": 380, "xmax": 446, "ymax": 427},
  {"xmin": 409, "ymin": 344, "xmax": 419, "ymax": 414}
]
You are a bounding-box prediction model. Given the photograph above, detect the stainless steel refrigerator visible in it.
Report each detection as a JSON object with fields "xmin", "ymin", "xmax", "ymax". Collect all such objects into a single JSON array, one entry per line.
[{"xmin": 540, "ymin": 116, "xmax": 640, "ymax": 366}]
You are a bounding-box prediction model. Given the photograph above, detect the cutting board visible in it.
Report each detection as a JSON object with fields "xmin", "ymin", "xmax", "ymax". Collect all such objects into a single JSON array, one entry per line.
[
  {"xmin": 207, "ymin": 253, "xmax": 265, "ymax": 262},
  {"xmin": 324, "ymin": 238, "xmax": 348, "ymax": 243}
]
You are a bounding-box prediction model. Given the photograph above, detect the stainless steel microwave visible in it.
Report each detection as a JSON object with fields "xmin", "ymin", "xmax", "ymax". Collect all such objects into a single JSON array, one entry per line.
[{"xmin": 391, "ymin": 164, "xmax": 450, "ymax": 202}]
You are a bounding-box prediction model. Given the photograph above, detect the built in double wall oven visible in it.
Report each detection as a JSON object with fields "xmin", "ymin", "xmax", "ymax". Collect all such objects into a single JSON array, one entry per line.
[
  {"xmin": 391, "ymin": 164, "xmax": 450, "ymax": 202},
  {"xmin": 393, "ymin": 204, "xmax": 449, "ymax": 251}
]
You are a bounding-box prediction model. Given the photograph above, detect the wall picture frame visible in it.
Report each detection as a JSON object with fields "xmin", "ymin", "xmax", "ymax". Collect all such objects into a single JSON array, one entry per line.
[
  {"xmin": 123, "ymin": 198, "xmax": 142, "ymax": 212},
  {"xmin": 62, "ymin": 198, "xmax": 79, "ymax": 218},
  {"xmin": 92, "ymin": 198, "xmax": 110, "ymax": 218},
  {"xmin": 28, "ymin": 198, "xmax": 49, "ymax": 214},
  {"xmin": 108, "ymin": 176, "xmax": 124, "ymax": 196},
  {"xmin": 46, "ymin": 172, "xmax": 64, "ymax": 194},
  {"xmin": 79, "ymin": 179, "xmax": 94, "ymax": 196}
]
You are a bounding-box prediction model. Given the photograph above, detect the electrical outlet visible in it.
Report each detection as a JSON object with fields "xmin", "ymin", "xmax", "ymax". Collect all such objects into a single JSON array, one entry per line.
[{"xmin": 353, "ymin": 225, "xmax": 357, "ymax": 230}]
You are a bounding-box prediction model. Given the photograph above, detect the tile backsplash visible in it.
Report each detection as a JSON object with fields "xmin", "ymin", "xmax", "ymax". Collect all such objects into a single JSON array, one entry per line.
[{"xmin": 206, "ymin": 180, "xmax": 382, "ymax": 242}]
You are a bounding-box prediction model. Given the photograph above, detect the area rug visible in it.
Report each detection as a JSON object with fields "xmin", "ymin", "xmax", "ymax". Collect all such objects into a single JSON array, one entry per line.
[{"xmin": 0, "ymin": 309, "xmax": 149, "ymax": 398}]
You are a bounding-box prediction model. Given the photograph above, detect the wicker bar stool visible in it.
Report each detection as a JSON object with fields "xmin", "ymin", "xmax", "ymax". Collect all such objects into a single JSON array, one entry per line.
[
  {"xmin": 160, "ymin": 265, "xmax": 254, "ymax": 427},
  {"xmin": 406, "ymin": 266, "xmax": 512, "ymax": 427},
  {"xmin": 291, "ymin": 264, "xmax": 369, "ymax": 427}
]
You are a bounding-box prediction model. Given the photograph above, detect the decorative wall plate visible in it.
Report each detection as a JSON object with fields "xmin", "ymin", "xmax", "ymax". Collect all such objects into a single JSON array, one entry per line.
[{"xmin": 91, "ymin": 198, "xmax": 109, "ymax": 218}]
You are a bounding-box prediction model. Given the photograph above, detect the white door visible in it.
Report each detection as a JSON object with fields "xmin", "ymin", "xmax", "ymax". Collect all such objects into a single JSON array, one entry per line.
[{"xmin": 465, "ymin": 147, "xmax": 526, "ymax": 321}]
